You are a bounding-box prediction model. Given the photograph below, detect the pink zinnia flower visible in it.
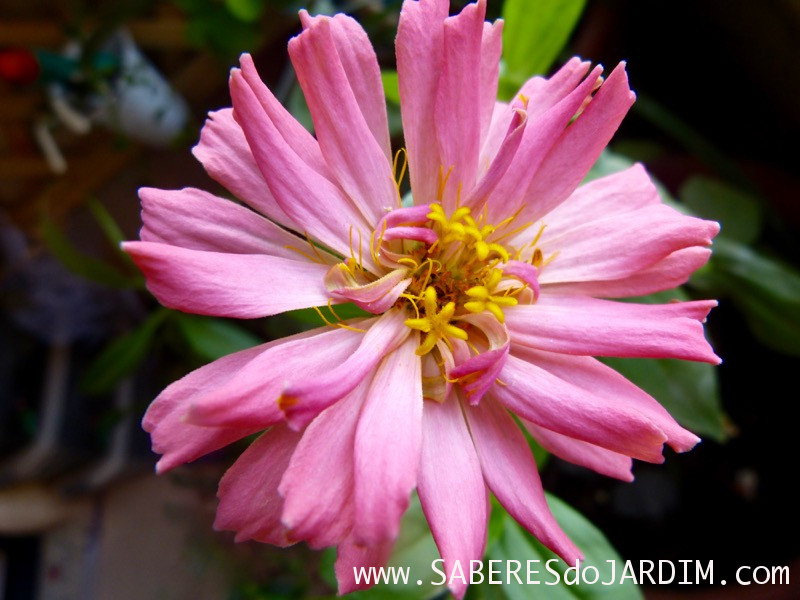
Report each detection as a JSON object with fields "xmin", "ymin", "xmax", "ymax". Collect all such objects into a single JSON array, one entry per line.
[{"xmin": 123, "ymin": 0, "xmax": 719, "ymax": 596}]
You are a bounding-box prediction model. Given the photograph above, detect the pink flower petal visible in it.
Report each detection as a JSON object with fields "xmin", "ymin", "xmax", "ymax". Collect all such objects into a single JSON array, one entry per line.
[
  {"xmin": 139, "ymin": 186, "xmax": 326, "ymax": 261},
  {"xmin": 142, "ymin": 341, "xmax": 276, "ymax": 473},
  {"xmin": 450, "ymin": 312, "xmax": 510, "ymax": 405},
  {"xmin": 505, "ymin": 296, "xmax": 721, "ymax": 363},
  {"xmin": 329, "ymin": 268, "xmax": 412, "ymax": 314},
  {"xmin": 335, "ymin": 537, "xmax": 394, "ymax": 595},
  {"xmin": 396, "ymin": 0, "xmax": 449, "ymax": 206},
  {"xmin": 465, "ymin": 397, "xmax": 582, "ymax": 564},
  {"xmin": 523, "ymin": 420, "xmax": 634, "ymax": 482},
  {"xmin": 495, "ymin": 354, "xmax": 669, "ymax": 462},
  {"xmin": 289, "ymin": 15, "xmax": 397, "ymax": 225},
  {"xmin": 188, "ymin": 325, "xmax": 366, "ymax": 428},
  {"xmin": 353, "ymin": 335, "xmax": 422, "ymax": 545},
  {"xmin": 281, "ymin": 309, "xmax": 410, "ymax": 429},
  {"xmin": 229, "ymin": 67, "xmax": 375, "ymax": 268},
  {"xmin": 417, "ymin": 397, "xmax": 487, "ymax": 600},
  {"xmin": 191, "ymin": 108, "xmax": 290, "ymax": 227},
  {"xmin": 214, "ymin": 425, "xmax": 301, "ymax": 545},
  {"xmin": 434, "ymin": 0, "xmax": 487, "ymax": 211},
  {"xmin": 542, "ymin": 247, "xmax": 713, "ymax": 298},
  {"xmin": 514, "ymin": 345, "xmax": 700, "ymax": 453},
  {"xmin": 501, "ymin": 260, "xmax": 540, "ymax": 299},
  {"xmin": 483, "ymin": 65, "xmax": 603, "ymax": 221},
  {"xmin": 279, "ymin": 379, "xmax": 369, "ymax": 548},
  {"xmin": 537, "ymin": 204, "xmax": 718, "ymax": 284},
  {"xmin": 122, "ymin": 240, "xmax": 332, "ymax": 319},
  {"xmin": 520, "ymin": 62, "xmax": 636, "ymax": 223},
  {"xmin": 299, "ymin": 11, "xmax": 392, "ymax": 160},
  {"xmin": 478, "ymin": 19, "xmax": 503, "ymax": 151}
]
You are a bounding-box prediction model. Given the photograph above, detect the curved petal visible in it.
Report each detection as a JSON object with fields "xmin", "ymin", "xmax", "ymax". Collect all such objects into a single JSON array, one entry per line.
[
  {"xmin": 513, "ymin": 345, "xmax": 700, "ymax": 453},
  {"xmin": 122, "ymin": 241, "xmax": 332, "ymax": 319},
  {"xmin": 465, "ymin": 397, "xmax": 582, "ymax": 564},
  {"xmin": 450, "ymin": 312, "xmax": 509, "ymax": 404},
  {"xmin": 299, "ymin": 11, "xmax": 392, "ymax": 160},
  {"xmin": 397, "ymin": 0, "xmax": 449, "ymax": 206},
  {"xmin": 280, "ymin": 309, "xmax": 410, "ymax": 429},
  {"xmin": 289, "ymin": 15, "xmax": 397, "ymax": 225},
  {"xmin": 542, "ymin": 246, "xmax": 712, "ymax": 298},
  {"xmin": 523, "ymin": 420, "xmax": 634, "ymax": 482},
  {"xmin": 191, "ymin": 108, "xmax": 290, "ymax": 227},
  {"xmin": 279, "ymin": 378, "xmax": 369, "ymax": 548},
  {"xmin": 214, "ymin": 425, "xmax": 301, "ymax": 545},
  {"xmin": 505, "ymin": 296, "xmax": 720, "ymax": 363},
  {"xmin": 329, "ymin": 268, "xmax": 412, "ymax": 314},
  {"xmin": 188, "ymin": 325, "xmax": 366, "ymax": 428},
  {"xmin": 229, "ymin": 67, "xmax": 375, "ymax": 268},
  {"xmin": 494, "ymin": 354, "xmax": 669, "ymax": 462},
  {"xmin": 478, "ymin": 19, "xmax": 503, "ymax": 150},
  {"xmin": 335, "ymin": 537, "xmax": 395, "ymax": 594},
  {"xmin": 483, "ymin": 64, "xmax": 602, "ymax": 221},
  {"xmin": 434, "ymin": 0, "xmax": 487, "ymax": 211},
  {"xmin": 519, "ymin": 62, "xmax": 637, "ymax": 224},
  {"xmin": 139, "ymin": 186, "xmax": 328, "ymax": 261},
  {"xmin": 537, "ymin": 204, "xmax": 719, "ymax": 284},
  {"xmin": 353, "ymin": 334, "xmax": 422, "ymax": 545},
  {"xmin": 417, "ymin": 396, "xmax": 487, "ymax": 600},
  {"xmin": 142, "ymin": 341, "xmax": 277, "ymax": 473}
]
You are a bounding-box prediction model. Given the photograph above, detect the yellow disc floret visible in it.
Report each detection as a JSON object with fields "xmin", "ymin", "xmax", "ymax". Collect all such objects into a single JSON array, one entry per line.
[{"xmin": 404, "ymin": 286, "xmax": 469, "ymax": 355}]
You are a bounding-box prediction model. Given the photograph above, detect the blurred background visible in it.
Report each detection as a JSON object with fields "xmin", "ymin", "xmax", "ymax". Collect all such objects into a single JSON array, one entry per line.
[{"xmin": 0, "ymin": 0, "xmax": 798, "ymax": 598}]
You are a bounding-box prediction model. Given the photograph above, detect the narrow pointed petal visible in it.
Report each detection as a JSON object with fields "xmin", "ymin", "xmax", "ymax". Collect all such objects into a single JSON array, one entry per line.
[
  {"xmin": 514, "ymin": 345, "xmax": 701, "ymax": 453},
  {"xmin": 495, "ymin": 354, "xmax": 668, "ymax": 462},
  {"xmin": 520, "ymin": 63, "xmax": 637, "ymax": 223},
  {"xmin": 300, "ymin": 11, "xmax": 392, "ymax": 160},
  {"xmin": 281, "ymin": 309, "xmax": 410, "ymax": 429},
  {"xmin": 543, "ymin": 246, "xmax": 713, "ymax": 298},
  {"xmin": 289, "ymin": 16, "xmax": 397, "ymax": 225},
  {"xmin": 505, "ymin": 296, "xmax": 720, "ymax": 364},
  {"xmin": 417, "ymin": 397, "xmax": 487, "ymax": 600},
  {"xmin": 396, "ymin": 0, "xmax": 449, "ymax": 205},
  {"xmin": 478, "ymin": 19, "xmax": 503, "ymax": 149},
  {"xmin": 466, "ymin": 398, "xmax": 582, "ymax": 564},
  {"xmin": 279, "ymin": 380, "xmax": 369, "ymax": 548},
  {"xmin": 138, "ymin": 187, "xmax": 328, "ymax": 261},
  {"xmin": 434, "ymin": 0, "xmax": 487, "ymax": 211},
  {"xmin": 214, "ymin": 425, "xmax": 301, "ymax": 546},
  {"xmin": 353, "ymin": 335, "xmax": 422, "ymax": 545},
  {"xmin": 450, "ymin": 312, "xmax": 509, "ymax": 404},
  {"xmin": 191, "ymin": 108, "xmax": 290, "ymax": 227},
  {"xmin": 122, "ymin": 241, "xmax": 331, "ymax": 319},
  {"xmin": 537, "ymin": 204, "xmax": 718, "ymax": 283},
  {"xmin": 523, "ymin": 420, "xmax": 634, "ymax": 482},
  {"xmin": 335, "ymin": 538, "xmax": 394, "ymax": 594},
  {"xmin": 188, "ymin": 325, "xmax": 365, "ymax": 428},
  {"xmin": 142, "ymin": 341, "xmax": 275, "ymax": 473},
  {"xmin": 229, "ymin": 68, "xmax": 374, "ymax": 267}
]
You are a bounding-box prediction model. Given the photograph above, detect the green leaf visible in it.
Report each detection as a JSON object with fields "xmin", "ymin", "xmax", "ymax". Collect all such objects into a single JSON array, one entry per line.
[
  {"xmin": 680, "ymin": 177, "xmax": 764, "ymax": 244},
  {"xmin": 500, "ymin": 0, "xmax": 586, "ymax": 98},
  {"xmin": 706, "ymin": 238, "xmax": 800, "ymax": 356},
  {"xmin": 80, "ymin": 308, "xmax": 169, "ymax": 394},
  {"xmin": 288, "ymin": 83, "xmax": 315, "ymax": 133},
  {"xmin": 174, "ymin": 314, "xmax": 262, "ymax": 361},
  {"xmin": 382, "ymin": 70, "xmax": 400, "ymax": 105},
  {"xmin": 224, "ymin": 0, "xmax": 264, "ymax": 23},
  {"xmin": 40, "ymin": 218, "xmax": 134, "ymax": 289}
]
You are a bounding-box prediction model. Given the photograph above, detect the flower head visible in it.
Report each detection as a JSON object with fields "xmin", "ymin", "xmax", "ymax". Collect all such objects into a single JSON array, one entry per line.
[{"xmin": 123, "ymin": 0, "xmax": 719, "ymax": 597}]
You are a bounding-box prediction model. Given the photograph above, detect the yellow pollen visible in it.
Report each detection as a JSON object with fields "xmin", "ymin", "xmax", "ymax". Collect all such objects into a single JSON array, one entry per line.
[{"xmin": 404, "ymin": 286, "xmax": 469, "ymax": 356}]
